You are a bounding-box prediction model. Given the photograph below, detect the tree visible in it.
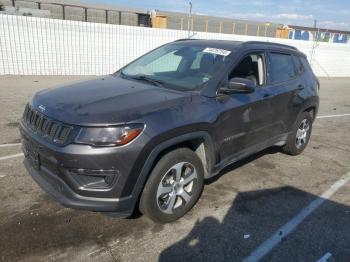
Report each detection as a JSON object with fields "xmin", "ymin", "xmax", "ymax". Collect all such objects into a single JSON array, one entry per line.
[{"xmin": 0, "ymin": 4, "xmax": 4, "ymax": 11}]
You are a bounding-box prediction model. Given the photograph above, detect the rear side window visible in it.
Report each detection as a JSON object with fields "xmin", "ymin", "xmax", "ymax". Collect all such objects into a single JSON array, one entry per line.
[
  {"xmin": 269, "ymin": 53, "xmax": 295, "ymax": 84},
  {"xmin": 292, "ymin": 55, "xmax": 305, "ymax": 75},
  {"xmin": 300, "ymin": 57, "xmax": 315, "ymax": 77}
]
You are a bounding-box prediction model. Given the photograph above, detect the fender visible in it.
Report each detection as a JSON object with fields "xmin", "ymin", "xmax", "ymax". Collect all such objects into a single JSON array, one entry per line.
[
  {"xmin": 293, "ymin": 96, "xmax": 319, "ymax": 126},
  {"xmin": 128, "ymin": 131, "xmax": 216, "ymax": 208}
]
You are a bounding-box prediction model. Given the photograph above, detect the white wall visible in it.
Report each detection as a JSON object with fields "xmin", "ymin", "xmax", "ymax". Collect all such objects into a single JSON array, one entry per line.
[{"xmin": 0, "ymin": 14, "xmax": 349, "ymax": 77}]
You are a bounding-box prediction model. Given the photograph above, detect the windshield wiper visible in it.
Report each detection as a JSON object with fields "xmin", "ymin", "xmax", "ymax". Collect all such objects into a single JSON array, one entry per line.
[{"xmin": 120, "ymin": 72, "xmax": 164, "ymax": 87}]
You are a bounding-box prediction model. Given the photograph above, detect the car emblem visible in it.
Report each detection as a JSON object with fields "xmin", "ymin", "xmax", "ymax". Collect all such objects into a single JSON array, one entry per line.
[{"xmin": 38, "ymin": 105, "xmax": 46, "ymax": 112}]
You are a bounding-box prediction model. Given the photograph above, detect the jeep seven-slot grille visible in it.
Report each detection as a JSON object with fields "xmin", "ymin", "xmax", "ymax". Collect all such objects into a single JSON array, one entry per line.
[{"xmin": 22, "ymin": 104, "xmax": 72, "ymax": 144}]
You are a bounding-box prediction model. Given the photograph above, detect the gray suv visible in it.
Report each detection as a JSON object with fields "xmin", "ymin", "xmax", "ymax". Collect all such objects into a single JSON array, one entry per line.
[{"xmin": 20, "ymin": 40, "xmax": 319, "ymax": 222}]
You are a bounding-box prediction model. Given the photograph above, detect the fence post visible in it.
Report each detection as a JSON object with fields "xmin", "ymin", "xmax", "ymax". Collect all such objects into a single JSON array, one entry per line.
[
  {"xmin": 205, "ymin": 20, "xmax": 208, "ymax": 32},
  {"xmin": 232, "ymin": 23, "xmax": 235, "ymax": 34},
  {"xmin": 245, "ymin": 23, "xmax": 248, "ymax": 35},
  {"xmin": 84, "ymin": 8, "xmax": 87, "ymax": 22},
  {"xmin": 62, "ymin": 5, "xmax": 65, "ymax": 20},
  {"xmin": 264, "ymin": 24, "xmax": 269, "ymax": 37},
  {"xmin": 105, "ymin": 10, "xmax": 108, "ymax": 24}
]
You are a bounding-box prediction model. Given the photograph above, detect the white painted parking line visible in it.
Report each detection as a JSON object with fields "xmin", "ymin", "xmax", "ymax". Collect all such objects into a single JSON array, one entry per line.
[
  {"xmin": 0, "ymin": 153, "xmax": 24, "ymax": 161},
  {"xmin": 243, "ymin": 171, "xmax": 350, "ymax": 262},
  {"xmin": 315, "ymin": 252, "xmax": 333, "ymax": 262},
  {"xmin": 317, "ymin": 113, "xmax": 350, "ymax": 119},
  {"xmin": 0, "ymin": 143, "xmax": 21, "ymax": 148}
]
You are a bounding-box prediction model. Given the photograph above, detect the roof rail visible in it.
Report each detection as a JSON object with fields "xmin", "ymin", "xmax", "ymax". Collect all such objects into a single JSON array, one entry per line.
[
  {"xmin": 174, "ymin": 38, "xmax": 199, "ymax": 41},
  {"xmin": 243, "ymin": 41, "xmax": 298, "ymax": 50}
]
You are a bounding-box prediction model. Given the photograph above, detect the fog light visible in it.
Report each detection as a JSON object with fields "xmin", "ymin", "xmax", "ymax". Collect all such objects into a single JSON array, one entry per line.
[{"xmin": 70, "ymin": 168, "xmax": 119, "ymax": 189}]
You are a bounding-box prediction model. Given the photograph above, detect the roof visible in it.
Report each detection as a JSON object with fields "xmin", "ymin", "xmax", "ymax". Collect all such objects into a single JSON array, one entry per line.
[
  {"xmin": 288, "ymin": 25, "xmax": 350, "ymax": 35},
  {"xmin": 35, "ymin": 0, "xmax": 149, "ymax": 13},
  {"xmin": 173, "ymin": 39, "xmax": 301, "ymax": 54},
  {"xmin": 242, "ymin": 41, "xmax": 298, "ymax": 50},
  {"xmin": 172, "ymin": 39, "xmax": 243, "ymax": 51},
  {"xmin": 156, "ymin": 10, "xmax": 282, "ymax": 27}
]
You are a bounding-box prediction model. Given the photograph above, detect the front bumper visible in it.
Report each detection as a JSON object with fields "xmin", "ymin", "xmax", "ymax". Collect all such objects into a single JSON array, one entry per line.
[
  {"xmin": 20, "ymin": 121, "xmax": 147, "ymax": 216},
  {"xmin": 23, "ymin": 158, "xmax": 134, "ymax": 216}
]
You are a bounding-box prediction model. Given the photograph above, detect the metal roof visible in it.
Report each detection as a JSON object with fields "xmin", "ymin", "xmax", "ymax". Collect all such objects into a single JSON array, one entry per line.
[
  {"xmin": 288, "ymin": 25, "xmax": 350, "ymax": 35},
  {"xmin": 156, "ymin": 10, "xmax": 282, "ymax": 27},
  {"xmin": 28, "ymin": 0, "xmax": 149, "ymax": 13}
]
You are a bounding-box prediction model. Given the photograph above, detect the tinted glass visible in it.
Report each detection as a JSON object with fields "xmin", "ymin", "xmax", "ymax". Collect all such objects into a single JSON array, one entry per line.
[
  {"xmin": 300, "ymin": 57, "xmax": 314, "ymax": 76},
  {"xmin": 269, "ymin": 53, "xmax": 295, "ymax": 84},
  {"xmin": 292, "ymin": 55, "xmax": 304, "ymax": 75}
]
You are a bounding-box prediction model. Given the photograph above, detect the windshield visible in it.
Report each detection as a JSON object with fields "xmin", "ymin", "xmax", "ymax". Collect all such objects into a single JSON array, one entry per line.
[{"xmin": 120, "ymin": 43, "xmax": 232, "ymax": 91}]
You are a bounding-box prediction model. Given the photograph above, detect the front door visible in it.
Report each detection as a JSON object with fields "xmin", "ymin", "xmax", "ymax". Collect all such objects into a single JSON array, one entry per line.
[{"xmin": 213, "ymin": 52, "xmax": 275, "ymax": 162}]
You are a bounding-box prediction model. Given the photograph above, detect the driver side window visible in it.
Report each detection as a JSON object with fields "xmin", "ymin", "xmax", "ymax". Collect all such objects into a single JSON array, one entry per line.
[{"xmin": 229, "ymin": 53, "xmax": 265, "ymax": 86}]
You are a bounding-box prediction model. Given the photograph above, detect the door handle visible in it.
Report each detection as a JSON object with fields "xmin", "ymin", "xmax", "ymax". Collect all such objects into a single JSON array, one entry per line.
[
  {"xmin": 297, "ymin": 84, "xmax": 305, "ymax": 91},
  {"xmin": 263, "ymin": 93, "xmax": 271, "ymax": 100}
]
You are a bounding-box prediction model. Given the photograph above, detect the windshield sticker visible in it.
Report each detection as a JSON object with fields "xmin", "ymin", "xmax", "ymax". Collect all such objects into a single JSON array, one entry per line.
[{"xmin": 203, "ymin": 47, "xmax": 231, "ymax": 56}]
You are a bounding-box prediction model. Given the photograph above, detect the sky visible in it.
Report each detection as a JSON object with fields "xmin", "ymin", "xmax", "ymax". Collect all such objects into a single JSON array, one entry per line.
[{"xmin": 86, "ymin": 0, "xmax": 350, "ymax": 30}]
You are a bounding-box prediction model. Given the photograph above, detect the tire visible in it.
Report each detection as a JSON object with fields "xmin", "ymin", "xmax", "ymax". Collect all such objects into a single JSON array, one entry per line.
[
  {"xmin": 281, "ymin": 111, "xmax": 313, "ymax": 155},
  {"xmin": 139, "ymin": 148, "xmax": 204, "ymax": 223}
]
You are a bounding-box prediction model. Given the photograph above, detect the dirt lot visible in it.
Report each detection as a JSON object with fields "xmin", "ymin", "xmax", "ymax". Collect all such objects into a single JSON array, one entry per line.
[{"xmin": 0, "ymin": 76, "xmax": 349, "ymax": 262}]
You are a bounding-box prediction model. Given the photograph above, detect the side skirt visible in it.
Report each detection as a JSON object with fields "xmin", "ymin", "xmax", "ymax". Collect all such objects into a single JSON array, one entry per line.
[{"xmin": 207, "ymin": 133, "xmax": 289, "ymax": 179}]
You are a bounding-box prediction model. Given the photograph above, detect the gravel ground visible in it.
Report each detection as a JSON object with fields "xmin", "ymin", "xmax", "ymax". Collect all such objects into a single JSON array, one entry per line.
[{"xmin": 0, "ymin": 77, "xmax": 349, "ymax": 262}]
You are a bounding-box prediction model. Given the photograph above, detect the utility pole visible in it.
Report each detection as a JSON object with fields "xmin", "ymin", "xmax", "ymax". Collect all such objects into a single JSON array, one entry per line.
[
  {"xmin": 187, "ymin": 1, "xmax": 192, "ymax": 38},
  {"xmin": 310, "ymin": 19, "xmax": 318, "ymax": 68}
]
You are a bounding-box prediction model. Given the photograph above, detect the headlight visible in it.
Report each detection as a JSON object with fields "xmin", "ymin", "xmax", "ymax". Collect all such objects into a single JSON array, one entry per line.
[{"xmin": 75, "ymin": 124, "xmax": 144, "ymax": 147}]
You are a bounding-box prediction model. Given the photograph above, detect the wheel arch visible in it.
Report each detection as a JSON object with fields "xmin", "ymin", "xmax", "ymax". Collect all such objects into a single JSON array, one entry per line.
[
  {"xmin": 304, "ymin": 105, "xmax": 317, "ymax": 121},
  {"xmin": 130, "ymin": 131, "xmax": 216, "ymax": 209},
  {"xmin": 294, "ymin": 96, "xmax": 319, "ymax": 126}
]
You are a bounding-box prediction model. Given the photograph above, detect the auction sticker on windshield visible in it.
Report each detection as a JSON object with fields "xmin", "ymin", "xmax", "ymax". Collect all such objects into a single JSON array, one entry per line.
[{"xmin": 203, "ymin": 47, "xmax": 231, "ymax": 56}]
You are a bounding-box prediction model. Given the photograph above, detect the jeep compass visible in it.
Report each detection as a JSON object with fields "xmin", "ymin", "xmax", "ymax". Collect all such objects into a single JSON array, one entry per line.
[{"xmin": 20, "ymin": 40, "xmax": 319, "ymax": 222}]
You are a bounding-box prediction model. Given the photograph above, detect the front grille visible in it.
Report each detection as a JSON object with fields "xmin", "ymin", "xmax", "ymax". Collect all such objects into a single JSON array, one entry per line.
[{"xmin": 22, "ymin": 104, "xmax": 72, "ymax": 144}]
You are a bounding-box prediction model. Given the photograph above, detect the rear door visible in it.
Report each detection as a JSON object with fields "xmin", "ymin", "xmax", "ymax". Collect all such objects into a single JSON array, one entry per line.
[{"xmin": 265, "ymin": 52, "xmax": 303, "ymax": 136}]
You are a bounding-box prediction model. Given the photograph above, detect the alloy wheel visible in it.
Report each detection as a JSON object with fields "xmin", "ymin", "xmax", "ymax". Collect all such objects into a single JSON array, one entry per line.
[
  {"xmin": 296, "ymin": 118, "xmax": 310, "ymax": 149},
  {"xmin": 156, "ymin": 162, "xmax": 198, "ymax": 214}
]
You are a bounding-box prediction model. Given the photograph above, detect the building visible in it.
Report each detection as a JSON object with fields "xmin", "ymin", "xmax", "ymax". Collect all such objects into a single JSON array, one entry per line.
[
  {"xmin": 0, "ymin": 0, "xmax": 349, "ymax": 43},
  {"xmin": 0, "ymin": 0, "xmax": 151, "ymax": 26},
  {"xmin": 151, "ymin": 10, "xmax": 281, "ymax": 38}
]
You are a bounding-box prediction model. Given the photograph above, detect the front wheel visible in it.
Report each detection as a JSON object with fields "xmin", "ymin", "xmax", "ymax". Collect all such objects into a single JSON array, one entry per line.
[
  {"xmin": 139, "ymin": 148, "xmax": 204, "ymax": 223},
  {"xmin": 281, "ymin": 111, "xmax": 313, "ymax": 155}
]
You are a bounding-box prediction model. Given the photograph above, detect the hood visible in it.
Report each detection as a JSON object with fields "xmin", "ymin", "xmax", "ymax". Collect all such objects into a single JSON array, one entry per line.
[{"xmin": 32, "ymin": 76, "xmax": 192, "ymax": 126}]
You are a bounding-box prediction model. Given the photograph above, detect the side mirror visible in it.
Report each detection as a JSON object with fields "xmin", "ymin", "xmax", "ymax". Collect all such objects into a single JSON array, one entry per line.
[{"xmin": 220, "ymin": 77, "xmax": 256, "ymax": 94}]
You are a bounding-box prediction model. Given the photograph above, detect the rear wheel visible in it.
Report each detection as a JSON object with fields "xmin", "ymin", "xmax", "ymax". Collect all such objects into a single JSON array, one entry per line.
[
  {"xmin": 139, "ymin": 148, "xmax": 204, "ymax": 223},
  {"xmin": 281, "ymin": 111, "xmax": 313, "ymax": 155}
]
